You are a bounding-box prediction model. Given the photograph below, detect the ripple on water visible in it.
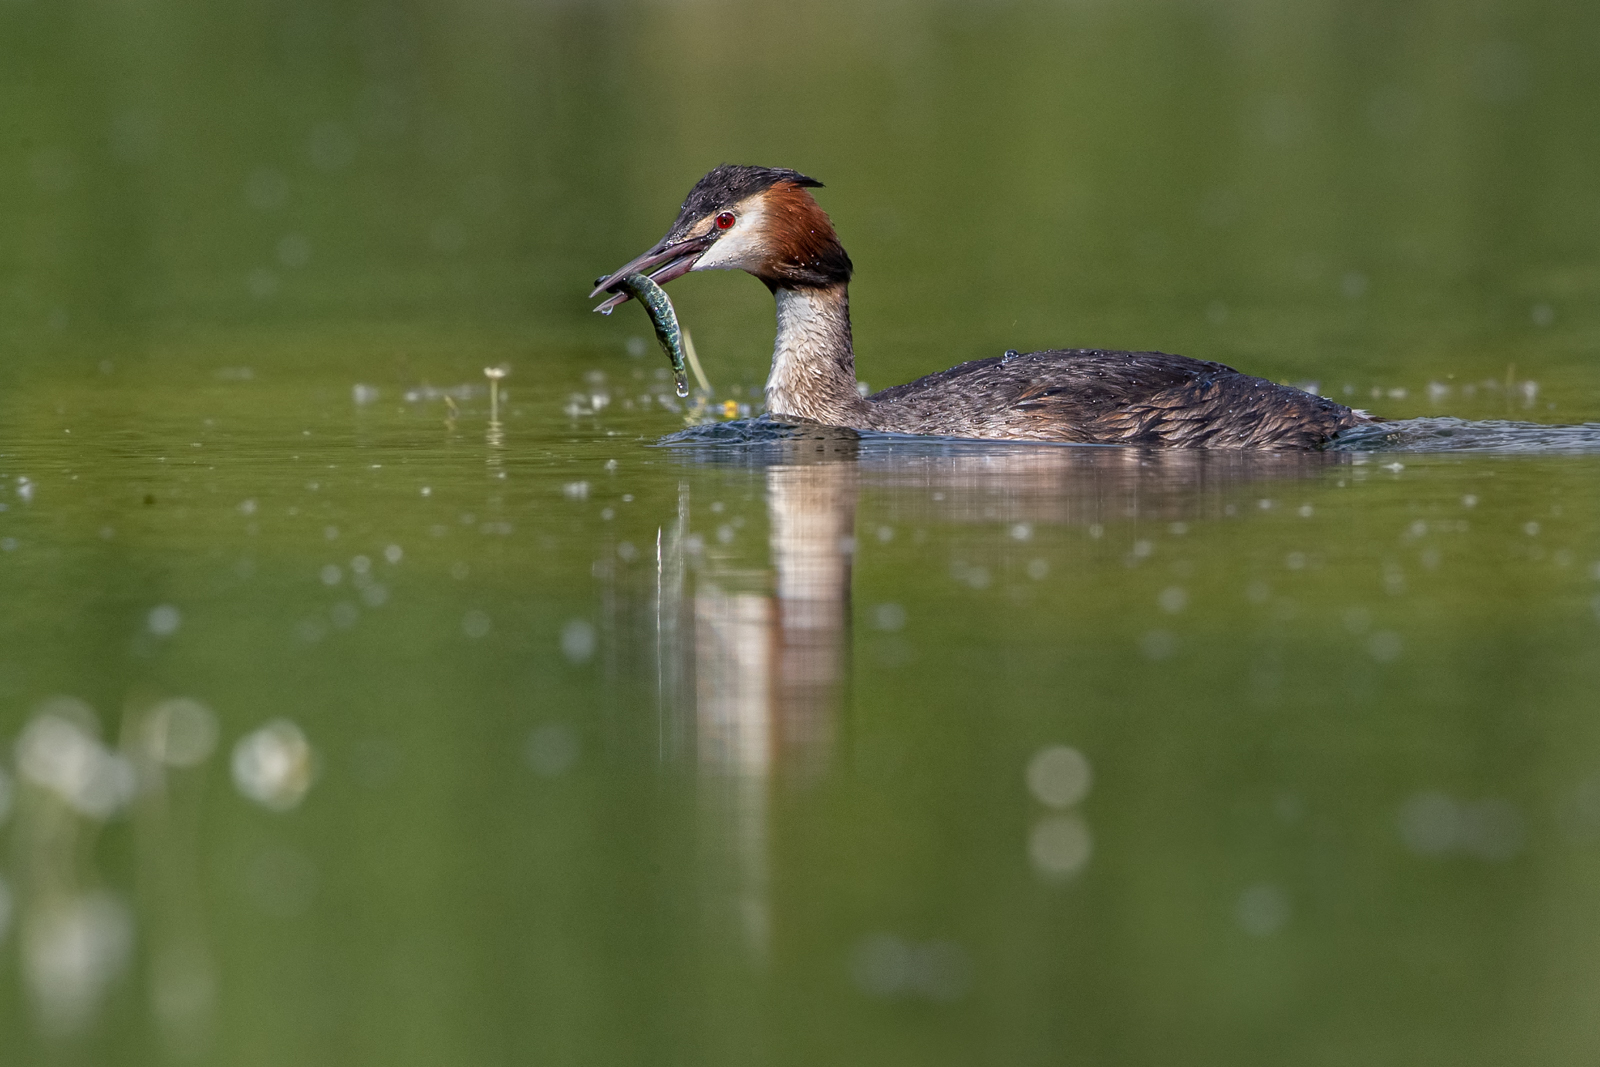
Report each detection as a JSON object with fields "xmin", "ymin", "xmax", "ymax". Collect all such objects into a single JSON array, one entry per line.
[
  {"xmin": 665, "ymin": 415, "xmax": 1600, "ymax": 455},
  {"xmin": 1334, "ymin": 417, "xmax": 1600, "ymax": 453}
]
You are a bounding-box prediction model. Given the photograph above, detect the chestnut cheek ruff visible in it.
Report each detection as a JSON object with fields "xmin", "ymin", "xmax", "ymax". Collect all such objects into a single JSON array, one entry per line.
[{"xmin": 758, "ymin": 183, "xmax": 853, "ymax": 289}]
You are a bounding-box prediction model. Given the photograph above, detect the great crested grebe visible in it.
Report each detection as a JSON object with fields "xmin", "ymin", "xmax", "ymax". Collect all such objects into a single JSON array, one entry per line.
[{"xmin": 591, "ymin": 164, "xmax": 1368, "ymax": 449}]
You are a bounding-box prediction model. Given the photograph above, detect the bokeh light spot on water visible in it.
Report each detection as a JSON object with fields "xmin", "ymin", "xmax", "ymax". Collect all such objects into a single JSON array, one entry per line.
[
  {"xmin": 1398, "ymin": 792, "xmax": 1524, "ymax": 861},
  {"xmin": 247, "ymin": 268, "xmax": 278, "ymax": 299},
  {"xmin": 306, "ymin": 121, "xmax": 355, "ymax": 171},
  {"xmin": 384, "ymin": 544, "xmax": 403, "ymax": 564},
  {"xmin": 849, "ymin": 934, "xmax": 971, "ymax": 1002},
  {"xmin": 276, "ymin": 233, "xmax": 310, "ymax": 268},
  {"xmin": 1383, "ymin": 563, "xmax": 1407, "ymax": 596},
  {"xmin": 873, "ymin": 604, "xmax": 906, "ymax": 631},
  {"xmin": 1158, "ymin": 586, "xmax": 1188, "ymax": 613},
  {"xmin": 16, "ymin": 700, "xmax": 136, "ymax": 818},
  {"xmin": 147, "ymin": 604, "xmax": 182, "ymax": 636},
  {"xmin": 462, "ymin": 610, "xmax": 491, "ymax": 638},
  {"xmin": 360, "ymin": 583, "xmax": 389, "ymax": 607},
  {"xmin": 144, "ymin": 698, "xmax": 218, "ymax": 768},
  {"xmin": 1010, "ymin": 523, "xmax": 1032, "ymax": 541},
  {"xmin": 1368, "ymin": 631, "xmax": 1403, "ymax": 662},
  {"xmin": 231, "ymin": 721, "xmax": 314, "ymax": 811},
  {"xmin": 525, "ymin": 723, "xmax": 579, "ymax": 778},
  {"xmin": 430, "ymin": 217, "xmax": 466, "ymax": 254},
  {"xmin": 950, "ymin": 561, "xmax": 991, "ymax": 590},
  {"xmin": 23, "ymin": 890, "xmax": 134, "ymax": 1037},
  {"xmin": 28, "ymin": 146, "xmax": 76, "ymax": 192},
  {"xmin": 244, "ymin": 168, "xmax": 288, "ymax": 210},
  {"xmin": 330, "ymin": 602, "xmax": 359, "ymax": 629},
  {"xmin": 1027, "ymin": 559, "xmax": 1049, "ymax": 580},
  {"xmin": 150, "ymin": 940, "xmax": 216, "ymax": 1049},
  {"xmin": 1235, "ymin": 883, "xmax": 1291, "ymax": 937},
  {"xmin": 1026, "ymin": 746, "xmax": 1092, "ymax": 808},
  {"xmin": 1029, "ymin": 813, "xmax": 1093, "ymax": 880},
  {"xmin": 561, "ymin": 620, "xmax": 596, "ymax": 663},
  {"xmin": 1139, "ymin": 630, "xmax": 1176, "ymax": 661},
  {"xmin": 320, "ymin": 564, "xmax": 342, "ymax": 586}
]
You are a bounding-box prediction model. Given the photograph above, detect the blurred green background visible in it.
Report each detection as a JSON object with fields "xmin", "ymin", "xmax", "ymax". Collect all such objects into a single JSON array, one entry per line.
[
  {"xmin": 5, "ymin": 0, "xmax": 1599, "ymax": 405},
  {"xmin": 2, "ymin": 0, "xmax": 1599, "ymax": 1064}
]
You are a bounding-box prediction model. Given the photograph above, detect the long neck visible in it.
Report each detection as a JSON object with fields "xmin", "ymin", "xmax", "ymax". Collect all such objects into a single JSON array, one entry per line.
[{"xmin": 765, "ymin": 283, "xmax": 870, "ymax": 426}]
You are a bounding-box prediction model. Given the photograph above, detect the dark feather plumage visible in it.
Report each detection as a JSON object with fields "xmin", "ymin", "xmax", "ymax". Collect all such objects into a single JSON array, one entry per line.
[{"xmin": 865, "ymin": 349, "xmax": 1363, "ymax": 449}]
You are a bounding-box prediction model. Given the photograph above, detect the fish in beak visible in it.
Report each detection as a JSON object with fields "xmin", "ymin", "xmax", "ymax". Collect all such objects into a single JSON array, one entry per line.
[{"xmin": 589, "ymin": 233, "xmax": 715, "ymax": 315}]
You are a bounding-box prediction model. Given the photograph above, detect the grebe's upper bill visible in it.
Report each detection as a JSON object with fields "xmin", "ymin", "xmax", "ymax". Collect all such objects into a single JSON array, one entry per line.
[{"xmin": 590, "ymin": 234, "xmax": 714, "ymax": 314}]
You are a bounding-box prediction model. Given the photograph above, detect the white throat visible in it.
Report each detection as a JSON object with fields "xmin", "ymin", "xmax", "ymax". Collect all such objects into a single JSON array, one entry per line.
[{"xmin": 765, "ymin": 286, "xmax": 865, "ymax": 426}]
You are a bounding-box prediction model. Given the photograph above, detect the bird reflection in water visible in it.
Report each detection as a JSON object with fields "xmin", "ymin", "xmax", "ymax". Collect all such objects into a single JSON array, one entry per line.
[
  {"xmin": 655, "ymin": 428, "xmax": 858, "ymax": 961},
  {"xmin": 651, "ymin": 424, "xmax": 1346, "ymax": 960}
]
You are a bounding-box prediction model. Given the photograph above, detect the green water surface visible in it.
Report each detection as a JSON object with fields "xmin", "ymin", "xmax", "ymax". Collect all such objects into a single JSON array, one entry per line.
[{"xmin": 3, "ymin": 0, "xmax": 1600, "ymax": 1063}]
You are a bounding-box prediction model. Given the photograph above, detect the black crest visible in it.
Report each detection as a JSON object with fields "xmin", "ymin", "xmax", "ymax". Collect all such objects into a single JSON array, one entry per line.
[{"xmin": 667, "ymin": 164, "xmax": 823, "ymax": 237}]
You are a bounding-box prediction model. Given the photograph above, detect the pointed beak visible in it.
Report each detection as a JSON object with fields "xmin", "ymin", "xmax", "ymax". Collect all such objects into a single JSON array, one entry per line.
[{"xmin": 589, "ymin": 234, "xmax": 716, "ymax": 314}]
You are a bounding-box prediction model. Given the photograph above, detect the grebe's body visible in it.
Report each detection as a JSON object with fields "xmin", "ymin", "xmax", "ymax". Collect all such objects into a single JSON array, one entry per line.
[{"xmin": 593, "ymin": 165, "xmax": 1367, "ymax": 450}]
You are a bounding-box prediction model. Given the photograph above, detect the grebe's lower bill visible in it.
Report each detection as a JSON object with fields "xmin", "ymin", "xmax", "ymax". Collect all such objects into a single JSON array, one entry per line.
[{"xmin": 591, "ymin": 164, "xmax": 1369, "ymax": 450}]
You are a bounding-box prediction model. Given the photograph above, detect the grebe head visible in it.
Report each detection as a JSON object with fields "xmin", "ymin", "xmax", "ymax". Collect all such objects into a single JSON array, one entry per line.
[{"xmin": 591, "ymin": 164, "xmax": 852, "ymax": 313}]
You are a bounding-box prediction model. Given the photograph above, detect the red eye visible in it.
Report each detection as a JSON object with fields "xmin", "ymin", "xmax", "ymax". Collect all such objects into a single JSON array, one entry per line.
[{"xmin": 714, "ymin": 211, "xmax": 736, "ymax": 230}]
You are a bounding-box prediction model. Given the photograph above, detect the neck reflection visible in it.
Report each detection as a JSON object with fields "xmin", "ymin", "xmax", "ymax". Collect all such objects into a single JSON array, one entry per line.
[{"xmin": 651, "ymin": 434, "xmax": 1345, "ymax": 964}]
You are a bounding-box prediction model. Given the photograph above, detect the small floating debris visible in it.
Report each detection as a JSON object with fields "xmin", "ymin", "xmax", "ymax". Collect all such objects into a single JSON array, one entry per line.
[{"xmin": 484, "ymin": 365, "xmax": 509, "ymax": 422}]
